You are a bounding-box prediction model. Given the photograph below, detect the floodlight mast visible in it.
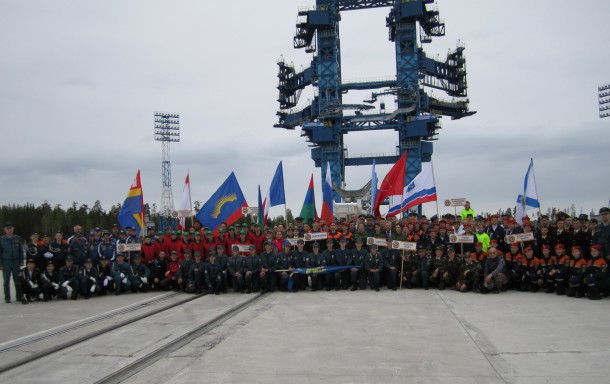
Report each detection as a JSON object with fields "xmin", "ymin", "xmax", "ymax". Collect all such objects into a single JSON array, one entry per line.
[
  {"xmin": 154, "ymin": 111, "xmax": 180, "ymax": 231},
  {"xmin": 599, "ymin": 83, "xmax": 610, "ymax": 118}
]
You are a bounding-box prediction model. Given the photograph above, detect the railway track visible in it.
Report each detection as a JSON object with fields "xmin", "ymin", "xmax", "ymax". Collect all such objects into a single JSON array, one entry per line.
[{"xmin": 0, "ymin": 292, "xmax": 269, "ymax": 382}]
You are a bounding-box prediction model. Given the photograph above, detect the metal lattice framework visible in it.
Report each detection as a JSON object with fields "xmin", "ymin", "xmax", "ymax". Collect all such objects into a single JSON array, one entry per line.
[
  {"xmin": 154, "ymin": 112, "xmax": 180, "ymax": 230},
  {"xmin": 276, "ymin": 0, "xmax": 475, "ymax": 202}
]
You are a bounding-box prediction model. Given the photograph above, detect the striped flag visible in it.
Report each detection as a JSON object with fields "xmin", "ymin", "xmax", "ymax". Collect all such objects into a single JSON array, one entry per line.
[
  {"xmin": 320, "ymin": 162, "xmax": 334, "ymax": 224},
  {"xmin": 118, "ymin": 170, "xmax": 147, "ymax": 236},
  {"xmin": 399, "ymin": 161, "xmax": 437, "ymax": 212},
  {"xmin": 516, "ymin": 159, "xmax": 540, "ymax": 225},
  {"xmin": 299, "ymin": 174, "xmax": 318, "ymax": 223},
  {"xmin": 263, "ymin": 161, "xmax": 286, "ymax": 224}
]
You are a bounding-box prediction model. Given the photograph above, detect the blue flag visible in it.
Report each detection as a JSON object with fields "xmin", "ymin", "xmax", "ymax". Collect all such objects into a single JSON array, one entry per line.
[
  {"xmin": 268, "ymin": 161, "xmax": 286, "ymax": 206},
  {"xmin": 196, "ymin": 172, "xmax": 248, "ymax": 232},
  {"xmin": 118, "ymin": 170, "xmax": 146, "ymax": 236}
]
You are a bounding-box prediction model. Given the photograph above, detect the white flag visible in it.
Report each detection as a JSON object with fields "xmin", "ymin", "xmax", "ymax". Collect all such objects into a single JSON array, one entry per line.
[
  {"xmin": 179, "ymin": 172, "xmax": 192, "ymax": 230},
  {"xmin": 516, "ymin": 159, "xmax": 540, "ymax": 225}
]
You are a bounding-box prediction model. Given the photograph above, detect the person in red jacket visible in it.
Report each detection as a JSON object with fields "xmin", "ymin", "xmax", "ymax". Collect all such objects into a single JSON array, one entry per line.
[
  {"xmin": 140, "ymin": 236, "xmax": 157, "ymax": 266},
  {"xmin": 163, "ymin": 231, "xmax": 185, "ymax": 261},
  {"xmin": 161, "ymin": 251, "xmax": 180, "ymax": 290},
  {"xmin": 248, "ymin": 223, "xmax": 267, "ymax": 254},
  {"xmin": 189, "ymin": 232, "xmax": 206, "ymax": 259}
]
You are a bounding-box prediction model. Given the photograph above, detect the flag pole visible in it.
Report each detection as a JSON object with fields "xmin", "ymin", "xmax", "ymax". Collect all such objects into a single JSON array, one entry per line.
[
  {"xmin": 530, "ymin": 158, "xmax": 543, "ymax": 219},
  {"xmin": 431, "ymin": 161, "xmax": 440, "ymax": 219},
  {"xmin": 285, "ymin": 203, "xmax": 289, "ymax": 228}
]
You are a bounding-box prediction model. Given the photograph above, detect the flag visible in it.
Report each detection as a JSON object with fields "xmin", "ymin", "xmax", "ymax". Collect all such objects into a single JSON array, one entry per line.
[
  {"xmin": 400, "ymin": 161, "xmax": 437, "ymax": 212},
  {"xmin": 257, "ymin": 185, "xmax": 264, "ymax": 227},
  {"xmin": 374, "ymin": 152, "xmax": 407, "ymax": 217},
  {"xmin": 196, "ymin": 172, "xmax": 248, "ymax": 232},
  {"xmin": 178, "ymin": 171, "xmax": 192, "ymax": 230},
  {"xmin": 262, "ymin": 161, "xmax": 286, "ymax": 224},
  {"xmin": 118, "ymin": 170, "xmax": 146, "ymax": 236},
  {"xmin": 320, "ymin": 162, "xmax": 334, "ymax": 224},
  {"xmin": 299, "ymin": 174, "xmax": 318, "ymax": 223},
  {"xmin": 516, "ymin": 159, "xmax": 540, "ymax": 225},
  {"xmin": 371, "ymin": 159, "xmax": 378, "ymax": 211},
  {"xmin": 268, "ymin": 161, "xmax": 286, "ymax": 206}
]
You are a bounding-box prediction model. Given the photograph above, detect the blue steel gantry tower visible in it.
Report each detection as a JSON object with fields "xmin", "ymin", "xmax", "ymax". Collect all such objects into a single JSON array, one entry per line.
[{"xmin": 275, "ymin": 0, "xmax": 475, "ymax": 203}]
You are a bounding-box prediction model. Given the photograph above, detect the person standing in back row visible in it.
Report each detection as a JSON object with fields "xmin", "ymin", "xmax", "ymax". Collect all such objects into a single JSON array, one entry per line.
[{"xmin": 0, "ymin": 222, "xmax": 25, "ymax": 304}]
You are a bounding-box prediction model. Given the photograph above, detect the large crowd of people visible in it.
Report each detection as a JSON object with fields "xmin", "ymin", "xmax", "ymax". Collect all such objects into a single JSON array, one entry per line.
[{"xmin": 1, "ymin": 203, "xmax": 609, "ymax": 305}]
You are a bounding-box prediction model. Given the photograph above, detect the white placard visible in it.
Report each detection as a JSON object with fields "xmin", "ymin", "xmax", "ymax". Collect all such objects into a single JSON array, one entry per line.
[
  {"xmin": 449, "ymin": 234, "xmax": 475, "ymax": 244},
  {"xmin": 505, "ymin": 232, "xmax": 535, "ymax": 244},
  {"xmin": 117, "ymin": 243, "xmax": 141, "ymax": 252},
  {"xmin": 391, "ymin": 240, "xmax": 417, "ymax": 251},
  {"xmin": 366, "ymin": 237, "xmax": 389, "ymax": 247},
  {"xmin": 303, "ymin": 232, "xmax": 328, "ymax": 241},
  {"xmin": 241, "ymin": 207, "xmax": 259, "ymax": 215},
  {"xmin": 444, "ymin": 198, "xmax": 467, "ymax": 207}
]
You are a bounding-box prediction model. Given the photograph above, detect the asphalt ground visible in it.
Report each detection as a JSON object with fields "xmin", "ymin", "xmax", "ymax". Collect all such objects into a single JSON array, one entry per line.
[{"xmin": 1, "ymin": 274, "xmax": 609, "ymax": 383}]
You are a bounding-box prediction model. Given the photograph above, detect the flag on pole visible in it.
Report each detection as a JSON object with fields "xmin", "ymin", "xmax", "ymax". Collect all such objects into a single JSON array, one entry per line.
[
  {"xmin": 118, "ymin": 170, "xmax": 147, "ymax": 236},
  {"xmin": 196, "ymin": 172, "xmax": 248, "ymax": 233},
  {"xmin": 178, "ymin": 171, "xmax": 192, "ymax": 230},
  {"xmin": 399, "ymin": 162, "xmax": 437, "ymax": 212},
  {"xmin": 516, "ymin": 159, "xmax": 540, "ymax": 225},
  {"xmin": 374, "ymin": 152, "xmax": 407, "ymax": 217},
  {"xmin": 262, "ymin": 161, "xmax": 286, "ymax": 224},
  {"xmin": 257, "ymin": 185, "xmax": 264, "ymax": 227},
  {"xmin": 371, "ymin": 159, "xmax": 378, "ymax": 212},
  {"xmin": 320, "ymin": 162, "xmax": 334, "ymax": 224},
  {"xmin": 299, "ymin": 174, "xmax": 318, "ymax": 223}
]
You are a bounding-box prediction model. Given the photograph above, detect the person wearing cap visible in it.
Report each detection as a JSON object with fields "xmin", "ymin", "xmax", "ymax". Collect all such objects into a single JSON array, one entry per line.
[
  {"xmin": 566, "ymin": 246, "xmax": 588, "ymax": 298},
  {"xmin": 26, "ymin": 232, "xmax": 43, "ymax": 271},
  {"xmin": 381, "ymin": 238, "xmax": 400, "ymax": 291},
  {"xmin": 149, "ymin": 251, "xmax": 167, "ymax": 291},
  {"xmin": 504, "ymin": 243, "xmax": 523, "ymax": 290},
  {"xmin": 244, "ymin": 245, "xmax": 261, "ymax": 294},
  {"xmin": 538, "ymin": 245, "xmax": 558, "ymax": 293},
  {"xmin": 205, "ymin": 250, "xmax": 223, "ymax": 295},
  {"xmin": 291, "ymin": 239, "xmax": 311, "ymax": 292},
  {"xmin": 110, "ymin": 224, "xmax": 120, "ymax": 242},
  {"xmin": 19, "ymin": 258, "xmax": 43, "ymax": 303},
  {"xmin": 124, "ymin": 226, "xmax": 141, "ymax": 263},
  {"xmin": 79, "ymin": 258, "xmax": 100, "ymax": 299},
  {"xmin": 130, "ymin": 254, "xmax": 151, "ymax": 293},
  {"xmin": 66, "ymin": 225, "xmax": 83, "ymax": 248},
  {"xmin": 203, "ymin": 231, "xmax": 218, "ymax": 259},
  {"xmin": 260, "ymin": 241, "xmax": 277, "ymax": 293},
  {"xmin": 518, "ymin": 247, "xmax": 541, "ymax": 292},
  {"xmin": 227, "ymin": 245, "xmax": 245, "ymax": 293},
  {"xmin": 553, "ymin": 244, "xmax": 571, "ymax": 295},
  {"xmin": 59, "ymin": 256, "xmax": 81, "ymax": 300},
  {"xmin": 41, "ymin": 260, "xmax": 61, "ymax": 301},
  {"xmin": 365, "ymin": 244, "xmax": 383, "ymax": 292},
  {"xmin": 321, "ymin": 239, "xmax": 338, "ymax": 290},
  {"xmin": 535, "ymin": 226, "xmax": 555, "ymax": 257},
  {"xmin": 215, "ymin": 244, "xmax": 229, "ymax": 293},
  {"xmin": 308, "ymin": 242, "xmax": 325, "ymax": 291},
  {"xmin": 332, "ymin": 237, "xmax": 352, "ymax": 290},
  {"xmin": 140, "ymin": 235, "xmax": 157, "ymax": 266},
  {"xmin": 188, "ymin": 231, "xmax": 206, "ymax": 261},
  {"xmin": 176, "ymin": 249, "xmax": 194, "ymax": 292},
  {"xmin": 412, "ymin": 245, "xmax": 433, "ymax": 290},
  {"xmin": 584, "ymin": 245, "xmax": 608, "ymax": 300},
  {"xmin": 247, "ymin": 223, "xmax": 267, "ymax": 255},
  {"xmin": 96, "ymin": 256, "xmax": 114, "ymax": 295},
  {"xmin": 593, "ymin": 207, "xmax": 610, "ymax": 259},
  {"xmin": 443, "ymin": 246, "xmax": 461, "ymax": 290},
  {"xmin": 68, "ymin": 232, "xmax": 88, "ymax": 267},
  {"xmin": 350, "ymin": 238, "xmax": 367, "ymax": 291},
  {"xmin": 276, "ymin": 241, "xmax": 294, "ymax": 292},
  {"xmin": 49, "ymin": 231, "xmax": 69, "ymax": 269},
  {"xmin": 474, "ymin": 223, "xmax": 491, "ymax": 253},
  {"xmin": 456, "ymin": 253, "xmax": 477, "ymax": 292},
  {"xmin": 111, "ymin": 253, "xmax": 133, "ymax": 295},
  {"xmin": 481, "ymin": 248, "xmax": 508, "ymax": 294},
  {"xmin": 429, "ymin": 245, "xmax": 448, "ymax": 290},
  {"xmin": 186, "ymin": 252, "xmax": 206, "ymax": 294},
  {"xmin": 98, "ymin": 231, "xmax": 117, "ymax": 263},
  {"xmin": 1, "ymin": 222, "xmax": 25, "ymax": 303},
  {"xmin": 163, "ymin": 231, "xmax": 185, "ymax": 261},
  {"xmin": 86, "ymin": 231, "xmax": 101, "ymax": 266},
  {"xmin": 160, "ymin": 251, "xmax": 180, "ymax": 291}
]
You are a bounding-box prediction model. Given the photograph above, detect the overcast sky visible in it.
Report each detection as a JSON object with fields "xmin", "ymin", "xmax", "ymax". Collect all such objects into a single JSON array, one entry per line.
[{"xmin": 1, "ymin": 0, "xmax": 609, "ymax": 220}]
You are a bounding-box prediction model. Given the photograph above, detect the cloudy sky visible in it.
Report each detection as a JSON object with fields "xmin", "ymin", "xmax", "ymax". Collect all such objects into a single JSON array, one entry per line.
[{"xmin": 1, "ymin": 0, "xmax": 609, "ymax": 220}]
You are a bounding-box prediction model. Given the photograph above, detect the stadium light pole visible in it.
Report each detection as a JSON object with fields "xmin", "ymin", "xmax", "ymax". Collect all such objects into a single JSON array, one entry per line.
[{"xmin": 154, "ymin": 112, "xmax": 180, "ymax": 231}]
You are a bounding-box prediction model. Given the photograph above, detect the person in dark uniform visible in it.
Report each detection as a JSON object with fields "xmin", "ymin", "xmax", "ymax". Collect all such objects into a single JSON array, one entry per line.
[
  {"xmin": 291, "ymin": 239, "xmax": 310, "ymax": 292},
  {"xmin": 538, "ymin": 245, "xmax": 558, "ymax": 293},
  {"xmin": 553, "ymin": 244, "xmax": 571, "ymax": 295},
  {"xmin": 186, "ymin": 252, "xmax": 206, "ymax": 294},
  {"xmin": 59, "ymin": 255, "xmax": 80, "ymax": 300},
  {"xmin": 429, "ymin": 244, "xmax": 448, "ymax": 290},
  {"xmin": 276, "ymin": 241, "xmax": 294, "ymax": 292},
  {"xmin": 111, "ymin": 253, "xmax": 133, "ymax": 295},
  {"xmin": 79, "ymin": 258, "xmax": 100, "ymax": 299},
  {"xmin": 482, "ymin": 248, "xmax": 508, "ymax": 294},
  {"xmin": 215, "ymin": 245, "xmax": 229, "ymax": 293},
  {"xmin": 333, "ymin": 237, "xmax": 352, "ymax": 290},
  {"xmin": 177, "ymin": 249, "xmax": 194, "ymax": 292},
  {"xmin": 206, "ymin": 251, "xmax": 223, "ymax": 295},
  {"xmin": 26, "ymin": 232, "xmax": 44, "ymax": 271},
  {"xmin": 130, "ymin": 254, "xmax": 151, "ymax": 293},
  {"xmin": 309, "ymin": 242, "xmax": 325, "ymax": 291},
  {"xmin": 350, "ymin": 238, "xmax": 368, "ymax": 291},
  {"xmin": 365, "ymin": 244, "xmax": 383, "ymax": 291},
  {"xmin": 583, "ymin": 245, "xmax": 608, "ymax": 300},
  {"xmin": 243, "ymin": 245, "xmax": 261, "ymax": 294},
  {"xmin": 454, "ymin": 253, "xmax": 475, "ymax": 292},
  {"xmin": 486, "ymin": 215, "xmax": 505, "ymax": 252},
  {"xmin": 96, "ymin": 256, "xmax": 114, "ymax": 295},
  {"xmin": 1, "ymin": 222, "xmax": 25, "ymax": 304},
  {"xmin": 519, "ymin": 247, "xmax": 542, "ymax": 292},
  {"xmin": 566, "ymin": 246, "xmax": 588, "ymax": 298},
  {"xmin": 227, "ymin": 245, "xmax": 245, "ymax": 293},
  {"xmin": 41, "ymin": 260, "xmax": 61, "ymax": 301},
  {"xmin": 260, "ymin": 242, "xmax": 277, "ymax": 293},
  {"xmin": 322, "ymin": 239, "xmax": 337, "ymax": 290},
  {"xmin": 20, "ymin": 258, "xmax": 42, "ymax": 303},
  {"xmin": 381, "ymin": 238, "xmax": 400, "ymax": 290},
  {"xmin": 150, "ymin": 251, "xmax": 168, "ymax": 291},
  {"xmin": 443, "ymin": 246, "xmax": 461, "ymax": 290},
  {"xmin": 412, "ymin": 245, "xmax": 434, "ymax": 290},
  {"xmin": 68, "ymin": 232, "xmax": 89, "ymax": 268}
]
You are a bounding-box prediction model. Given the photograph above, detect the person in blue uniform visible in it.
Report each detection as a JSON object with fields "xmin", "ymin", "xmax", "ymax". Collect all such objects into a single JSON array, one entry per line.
[{"xmin": 1, "ymin": 222, "xmax": 25, "ymax": 304}]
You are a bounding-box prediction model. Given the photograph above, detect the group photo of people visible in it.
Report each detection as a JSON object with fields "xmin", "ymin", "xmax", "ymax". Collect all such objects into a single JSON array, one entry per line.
[{"xmin": 2, "ymin": 203, "xmax": 609, "ymax": 305}]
